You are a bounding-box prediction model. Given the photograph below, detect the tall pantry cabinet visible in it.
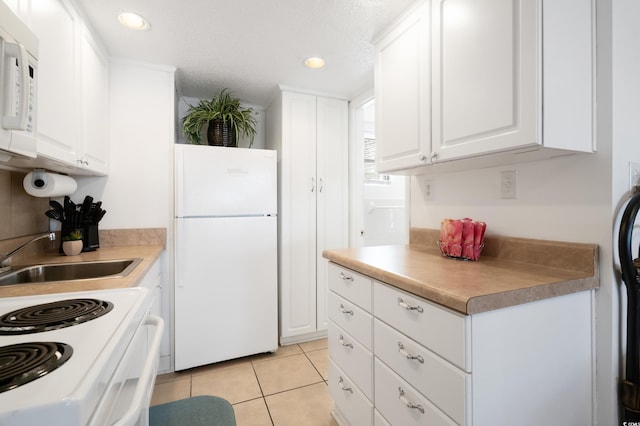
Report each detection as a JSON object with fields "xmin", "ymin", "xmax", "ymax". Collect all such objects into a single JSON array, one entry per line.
[{"xmin": 267, "ymin": 90, "xmax": 349, "ymax": 344}]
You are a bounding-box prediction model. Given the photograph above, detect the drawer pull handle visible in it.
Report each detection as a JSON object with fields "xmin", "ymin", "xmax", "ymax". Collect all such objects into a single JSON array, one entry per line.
[
  {"xmin": 339, "ymin": 334, "xmax": 353, "ymax": 349},
  {"xmin": 397, "ymin": 342, "xmax": 424, "ymax": 364},
  {"xmin": 398, "ymin": 297, "xmax": 424, "ymax": 313},
  {"xmin": 338, "ymin": 376, "xmax": 353, "ymax": 393},
  {"xmin": 398, "ymin": 387, "xmax": 425, "ymax": 414},
  {"xmin": 339, "ymin": 272, "xmax": 354, "ymax": 282},
  {"xmin": 339, "ymin": 304, "xmax": 354, "ymax": 316}
]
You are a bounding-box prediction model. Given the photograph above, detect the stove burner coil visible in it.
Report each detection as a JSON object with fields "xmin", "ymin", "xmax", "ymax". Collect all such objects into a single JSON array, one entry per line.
[
  {"xmin": 0, "ymin": 342, "xmax": 72, "ymax": 393},
  {"xmin": 0, "ymin": 298, "xmax": 114, "ymax": 334}
]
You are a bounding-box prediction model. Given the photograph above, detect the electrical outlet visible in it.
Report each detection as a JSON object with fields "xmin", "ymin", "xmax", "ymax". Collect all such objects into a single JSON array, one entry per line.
[
  {"xmin": 630, "ymin": 162, "xmax": 640, "ymax": 190},
  {"xmin": 422, "ymin": 177, "xmax": 434, "ymax": 201},
  {"xmin": 500, "ymin": 170, "xmax": 517, "ymax": 199}
]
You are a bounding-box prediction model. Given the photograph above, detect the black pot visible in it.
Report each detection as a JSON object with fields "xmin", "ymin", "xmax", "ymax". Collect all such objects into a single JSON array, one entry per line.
[{"xmin": 207, "ymin": 119, "xmax": 236, "ymax": 147}]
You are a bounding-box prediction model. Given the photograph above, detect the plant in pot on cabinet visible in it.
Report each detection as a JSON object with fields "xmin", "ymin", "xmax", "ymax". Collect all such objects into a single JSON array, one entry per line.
[
  {"xmin": 182, "ymin": 88, "xmax": 257, "ymax": 147},
  {"xmin": 62, "ymin": 229, "xmax": 83, "ymax": 256}
]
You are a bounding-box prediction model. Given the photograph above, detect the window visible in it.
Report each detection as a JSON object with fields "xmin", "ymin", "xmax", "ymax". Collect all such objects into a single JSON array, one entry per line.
[{"xmin": 364, "ymin": 138, "xmax": 390, "ymax": 184}]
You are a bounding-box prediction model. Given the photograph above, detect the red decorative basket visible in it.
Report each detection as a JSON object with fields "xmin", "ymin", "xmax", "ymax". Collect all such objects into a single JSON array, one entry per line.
[{"xmin": 439, "ymin": 218, "xmax": 486, "ymax": 261}]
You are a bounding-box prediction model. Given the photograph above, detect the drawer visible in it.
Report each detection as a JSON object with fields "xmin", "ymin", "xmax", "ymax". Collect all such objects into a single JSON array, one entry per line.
[
  {"xmin": 328, "ymin": 322, "xmax": 374, "ymax": 400},
  {"xmin": 329, "ymin": 360, "xmax": 373, "ymax": 426},
  {"xmin": 328, "ymin": 291, "xmax": 373, "ymax": 350},
  {"xmin": 375, "ymin": 359, "xmax": 456, "ymax": 426},
  {"xmin": 328, "ymin": 263, "xmax": 372, "ymax": 311},
  {"xmin": 374, "ymin": 410, "xmax": 391, "ymax": 426},
  {"xmin": 373, "ymin": 282, "xmax": 470, "ymax": 371},
  {"xmin": 374, "ymin": 319, "xmax": 470, "ymax": 424}
]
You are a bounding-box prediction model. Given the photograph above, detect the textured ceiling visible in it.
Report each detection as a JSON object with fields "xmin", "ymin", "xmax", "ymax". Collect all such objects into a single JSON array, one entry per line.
[{"xmin": 75, "ymin": 0, "xmax": 416, "ymax": 107}]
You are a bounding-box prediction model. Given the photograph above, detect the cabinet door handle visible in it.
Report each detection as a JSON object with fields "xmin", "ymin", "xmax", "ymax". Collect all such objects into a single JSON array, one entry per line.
[
  {"xmin": 311, "ymin": 177, "xmax": 315, "ymax": 192},
  {"xmin": 419, "ymin": 153, "xmax": 427, "ymax": 162},
  {"xmin": 398, "ymin": 387, "xmax": 425, "ymax": 414},
  {"xmin": 319, "ymin": 177, "xmax": 323, "ymax": 192},
  {"xmin": 338, "ymin": 376, "xmax": 353, "ymax": 393},
  {"xmin": 338, "ymin": 334, "xmax": 353, "ymax": 349},
  {"xmin": 339, "ymin": 304, "xmax": 354, "ymax": 316},
  {"xmin": 430, "ymin": 151, "xmax": 438, "ymax": 163},
  {"xmin": 339, "ymin": 272, "xmax": 354, "ymax": 282},
  {"xmin": 397, "ymin": 342, "xmax": 424, "ymax": 363},
  {"xmin": 398, "ymin": 297, "xmax": 424, "ymax": 313}
]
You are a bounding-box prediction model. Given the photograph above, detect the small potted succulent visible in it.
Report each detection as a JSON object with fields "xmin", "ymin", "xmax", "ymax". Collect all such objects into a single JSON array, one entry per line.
[
  {"xmin": 182, "ymin": 88, "xmax": 257, "ymax": 147},
  {"xmin": 62, "ymin": 229, "xmax": 83, "ymax": 256}
]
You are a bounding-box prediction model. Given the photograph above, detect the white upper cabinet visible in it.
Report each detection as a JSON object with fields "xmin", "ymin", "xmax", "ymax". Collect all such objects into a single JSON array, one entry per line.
[
  {"xmin": 375, "ymin": 0, "xmax": 595, "ymax": 173},
  {"xmin": 78, "ymin": 23, "xmax": 109, "ymax": 174},
  {"xmin": 431, "ymin": 0, "xmax": 537, "ymax": 161},
  {"xmin": 9, "ymin": 0, "xmax": 109, "ymax": 175},
  {"xmin": 28, "ymin": 0, "xmax": 79, "ymax": 166},
  {"xmin": 374, "ymin": 1, "xmax": 431, "ymax": 173}
]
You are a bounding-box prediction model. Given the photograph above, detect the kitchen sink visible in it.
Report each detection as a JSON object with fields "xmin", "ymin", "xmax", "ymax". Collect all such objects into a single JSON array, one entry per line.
[{"xmin": 0, "ymin": 258, "xmax": 142, "ymax": 286}]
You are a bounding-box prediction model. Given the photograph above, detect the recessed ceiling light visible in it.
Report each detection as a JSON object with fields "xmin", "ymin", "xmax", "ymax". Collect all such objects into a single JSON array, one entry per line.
[
  {"xmin": 305, "ymin": 57, "xmax": 326, "ymax": 69},
  {"xmin": 118, "ymin": 11, "xmax": 150, "ymax": 31}
]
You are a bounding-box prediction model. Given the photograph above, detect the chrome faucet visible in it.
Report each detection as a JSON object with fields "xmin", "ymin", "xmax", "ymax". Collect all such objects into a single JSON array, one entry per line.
[{"xmin": 0, "ymin": 232, "xmax": 56, "ymax": 272}]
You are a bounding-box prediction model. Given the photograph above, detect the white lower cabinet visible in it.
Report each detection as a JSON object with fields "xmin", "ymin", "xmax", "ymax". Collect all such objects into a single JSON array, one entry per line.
[
  {"xmin": 136, "ymin": 258, "xmax": 170, "ymax": 372},
  {"xmin": 373, "ymin": 281, "xmax": 469, "ymax": 371},
  {"xmin": 327, "ymin": 263, "xmax": 373, "ymax": 312},
  {"xmin": 375, "ymin": 360, "xmax": 456, "ymax": 426},
  {"xmin": 328, "ymin": 262, "xmax": 594, "ymax": 425},
  {"xmin": 374, "ymin": 320, "xmax": 469, "ymax": 425},
  {"xmin": 329, "ymin": 360, "xmax": 373, "ymax": 426},
  {"xmin": 328, "ymin": 322, "xmax": 374, "ymax": 401},
  {"xmin": 328, "ymin": 264, "xmax": 375, "ymax": 425},
  {"xmin": 374, "ymin": 410, "xmax": 391, "ymax": 426},
  {"xmin": 328, "ymin": 291, "xmax": 373, "ymax": 350}
]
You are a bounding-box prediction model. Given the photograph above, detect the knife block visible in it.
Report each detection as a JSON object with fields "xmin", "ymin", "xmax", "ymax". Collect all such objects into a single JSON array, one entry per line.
[{"xmin": 82, "ymin": 224, "xmax": 100, "ymax": 252}]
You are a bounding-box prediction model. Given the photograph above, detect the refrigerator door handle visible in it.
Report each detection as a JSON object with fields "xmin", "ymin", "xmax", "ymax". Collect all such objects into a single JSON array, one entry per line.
[{"xmin": 175, "ymin": 147, "xmax": 185, "ymax": 217}]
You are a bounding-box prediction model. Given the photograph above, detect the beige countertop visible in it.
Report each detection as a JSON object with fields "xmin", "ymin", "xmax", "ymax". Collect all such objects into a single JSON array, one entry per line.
[
  {"xmin": 0, "ymin": 229, "xmax": 165, "ymax": 298},
  {"xmin": 323, "ymin": 228, "xmax": 599, "ymax": 315}
]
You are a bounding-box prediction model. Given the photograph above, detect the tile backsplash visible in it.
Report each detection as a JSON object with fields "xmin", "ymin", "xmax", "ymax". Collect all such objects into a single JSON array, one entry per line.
[{"xmin": 0, "ymin": 170, "xmax": 49, "ymax": 240}]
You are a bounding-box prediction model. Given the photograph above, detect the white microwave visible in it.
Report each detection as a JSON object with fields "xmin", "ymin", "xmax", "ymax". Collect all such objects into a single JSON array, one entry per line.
[{"xmin": 0, "ymin": 1, "xmax": 38, "ymax": 160}]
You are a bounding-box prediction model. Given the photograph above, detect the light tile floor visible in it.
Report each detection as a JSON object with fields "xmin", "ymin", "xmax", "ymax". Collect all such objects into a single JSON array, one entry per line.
[{"xmin": 151, "ymin": 338, "xmax": 337, "ymax": 426}]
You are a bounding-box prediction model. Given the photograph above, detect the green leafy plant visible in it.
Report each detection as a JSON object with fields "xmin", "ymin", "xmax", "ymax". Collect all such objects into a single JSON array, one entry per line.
[
  {"xmin": 182, "ymin": 88, "xmax": 257, "ymax": 147},
  {"xmin": 62, "ymin": 229, "xmax": 83, "ymax": 241}
]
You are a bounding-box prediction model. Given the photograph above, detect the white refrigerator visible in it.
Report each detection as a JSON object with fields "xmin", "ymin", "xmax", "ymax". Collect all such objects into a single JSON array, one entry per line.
[{"xmin": 174, "ymin": 144, "xmax": 278, "ymax": 371}]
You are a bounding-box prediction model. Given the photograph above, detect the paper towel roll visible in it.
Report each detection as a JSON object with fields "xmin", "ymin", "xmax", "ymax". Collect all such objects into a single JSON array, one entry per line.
[{"xmin": 23, "ymin": 170, "xmax": 77, "ymax": 197}]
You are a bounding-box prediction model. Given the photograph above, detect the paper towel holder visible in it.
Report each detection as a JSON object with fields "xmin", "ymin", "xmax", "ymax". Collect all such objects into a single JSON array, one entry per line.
[
  {"xmin": 23, "ymin": 168, "xmax": 77, "ymax": 197},
  {"xmin": 30, "ymin": 169, "xmax": 48, "ymax": 189}
]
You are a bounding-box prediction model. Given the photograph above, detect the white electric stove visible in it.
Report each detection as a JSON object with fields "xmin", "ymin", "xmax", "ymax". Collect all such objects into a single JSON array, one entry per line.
[{"xmin": 0, "ymin": 287, "xmax": 163, "ymax": 426}]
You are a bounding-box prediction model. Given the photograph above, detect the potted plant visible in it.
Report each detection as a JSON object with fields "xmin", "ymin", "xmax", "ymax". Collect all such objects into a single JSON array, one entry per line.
[
  {"xmin": 182, "ymin": 88, "xmax": 257, "ymax": 147},
  {"xmin": 62, "ymin": 229, "xmax": 83, "ymax": 256}
]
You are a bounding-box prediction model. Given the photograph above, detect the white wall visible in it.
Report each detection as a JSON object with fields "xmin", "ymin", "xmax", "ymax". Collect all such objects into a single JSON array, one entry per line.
[
  {"xmin": 410, "ymin": 152, "xmax": 610, "ymax": 242},
  {"xmin": 408, "ymin": 1, "xmax": 639, "ymax": 423},
  {"xmin": 76, "ymin": 60, "xmax": 176, "ymax": 230},
  {"xmin": 75, "ymin": 59, "xmax": 176, "ymax": 372}
]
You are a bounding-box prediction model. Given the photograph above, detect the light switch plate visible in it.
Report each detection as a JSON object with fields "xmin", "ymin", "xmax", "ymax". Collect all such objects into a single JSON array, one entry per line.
[
  {"xmin": 422, "ymin": 178, "xmax": 434, "ymax": 201},
  {"xmin": 500, "ymin": 170, "xmax": 517, "ymax": 199}
]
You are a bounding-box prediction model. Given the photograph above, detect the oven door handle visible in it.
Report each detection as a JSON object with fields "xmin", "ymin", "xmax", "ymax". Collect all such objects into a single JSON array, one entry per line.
[{"xmin": 113, "ymin": 315, "xmax": 164, "ymax": 426}]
